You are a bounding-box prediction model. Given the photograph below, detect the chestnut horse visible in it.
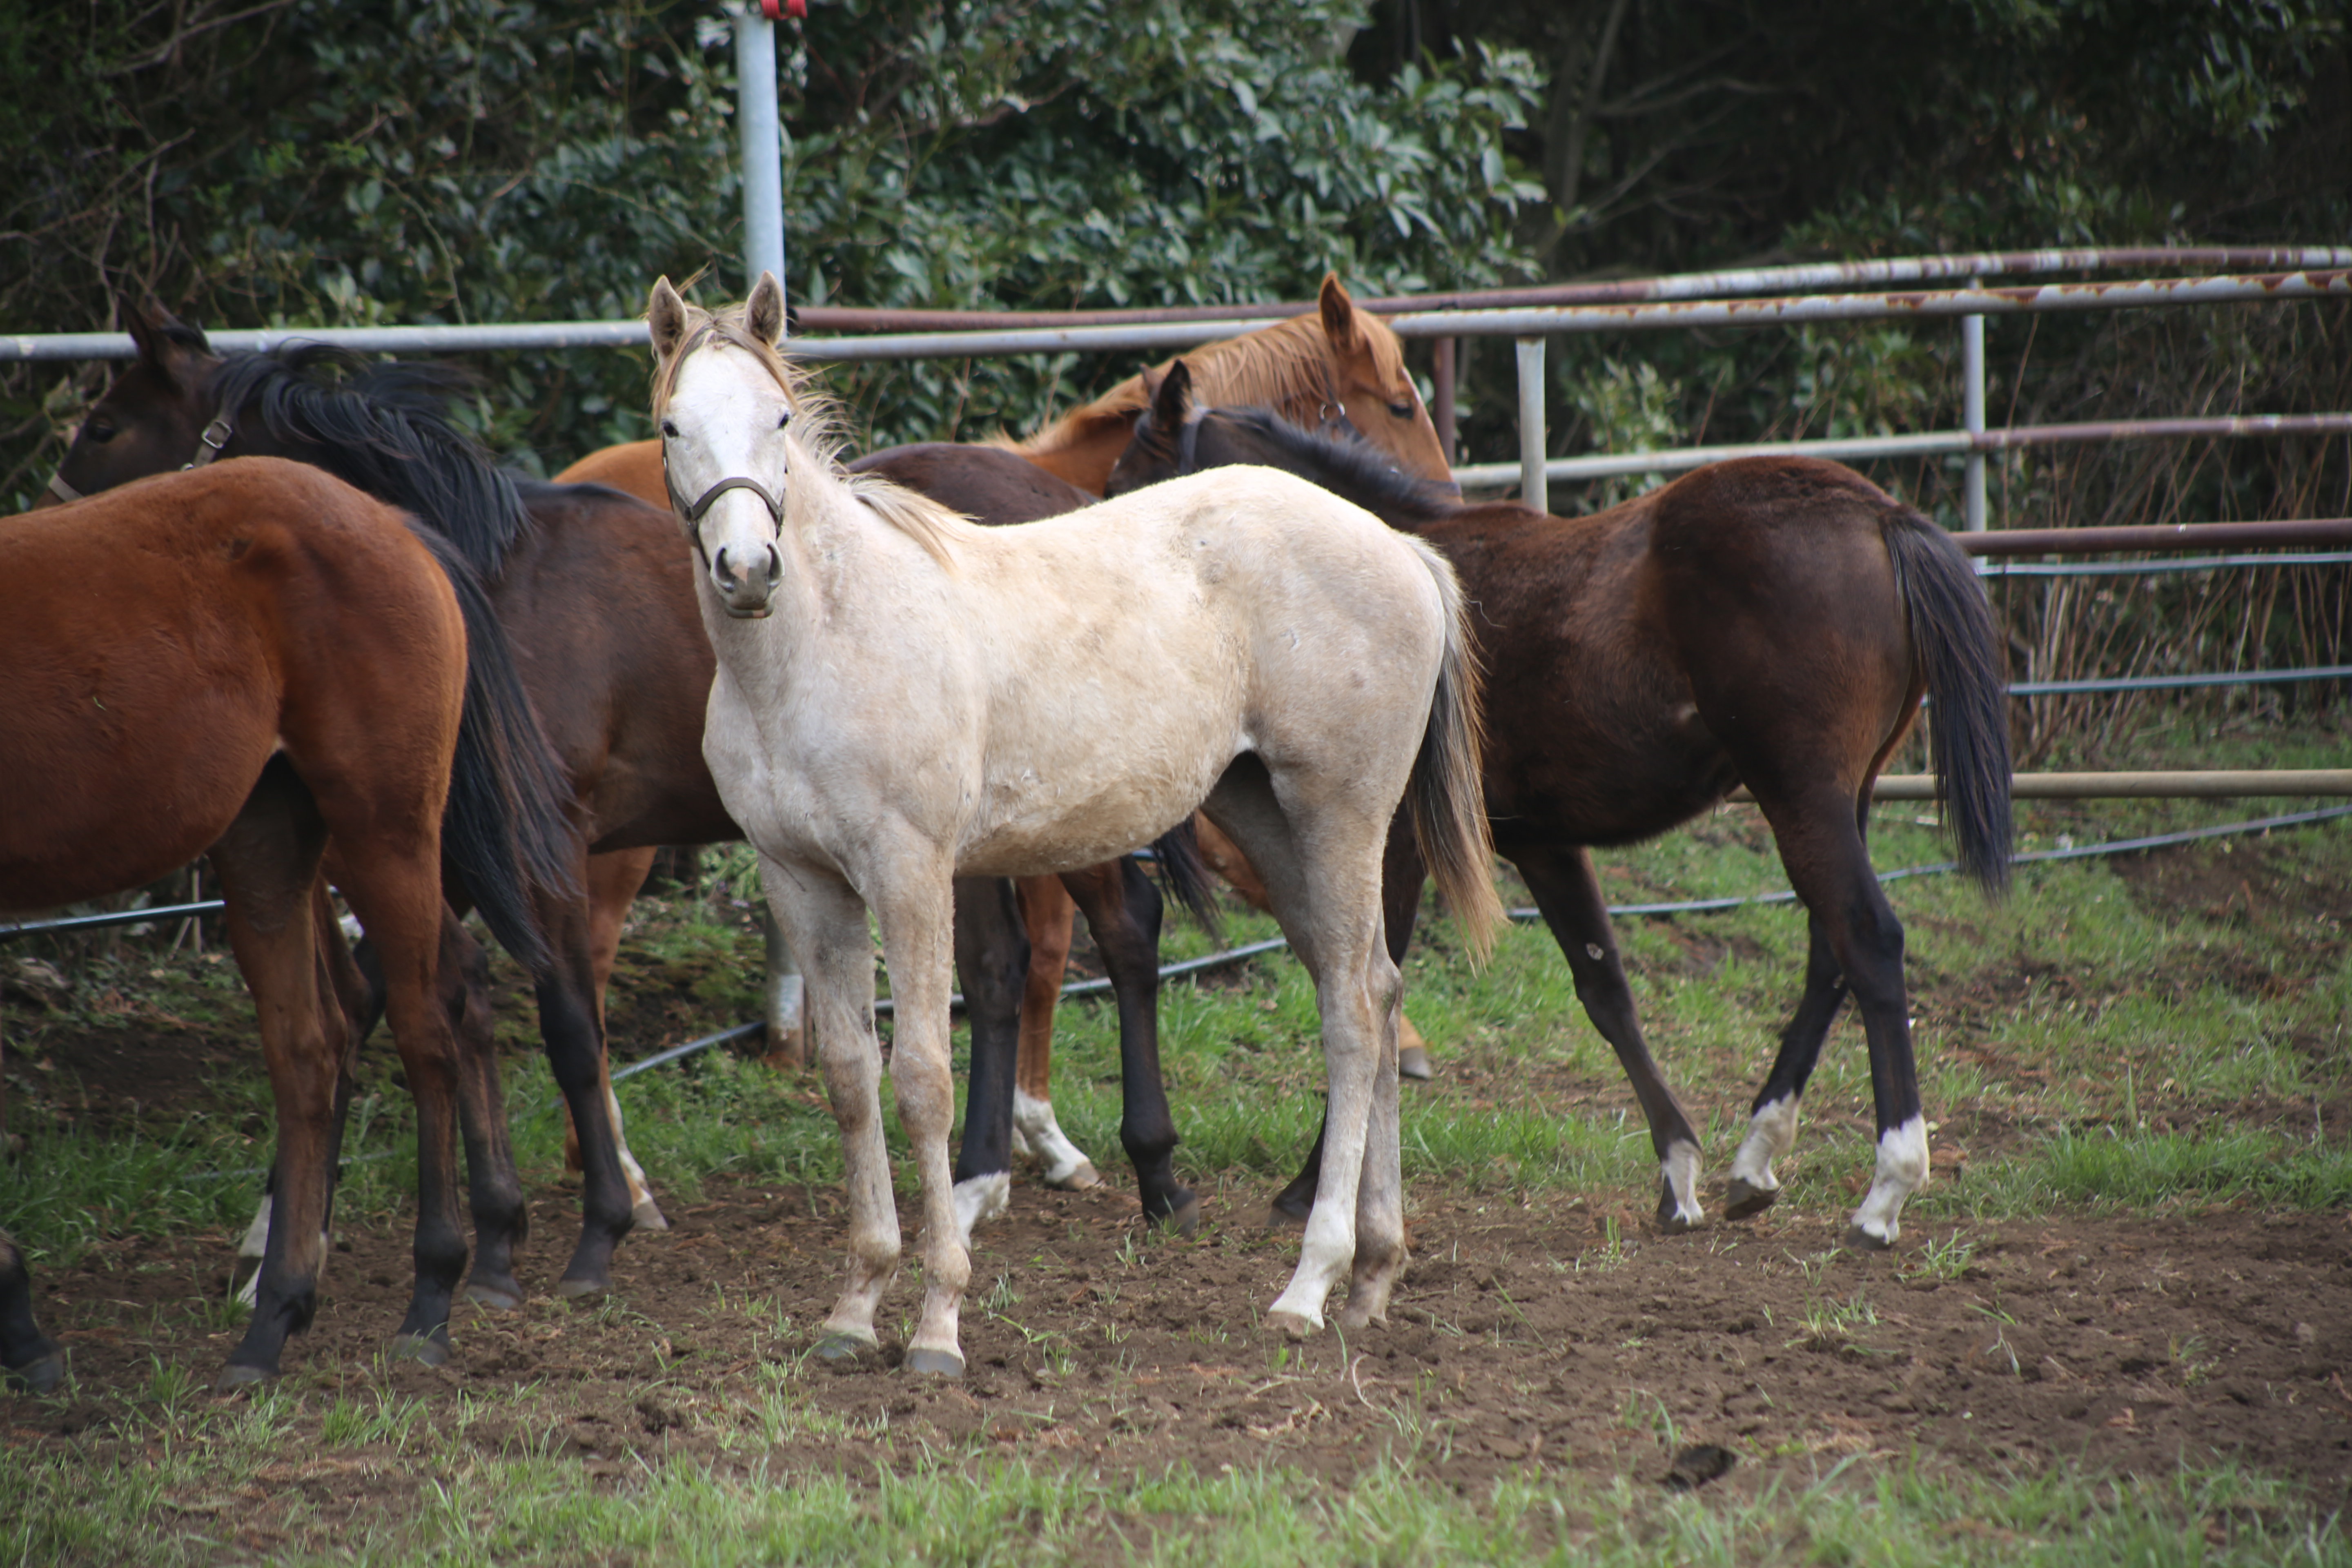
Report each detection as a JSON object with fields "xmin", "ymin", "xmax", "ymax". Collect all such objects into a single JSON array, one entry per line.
[
  {"xmin": 1106, "ymin": 372, "xmax": 2013, "ymax": 1249},
  {"xmin": 3, "ymin": 459, "xmax": 570, "ymax": 1384},
  {"xmin": 560, "ymin": 274, "xmax": 1458, "ymax": 1191}
]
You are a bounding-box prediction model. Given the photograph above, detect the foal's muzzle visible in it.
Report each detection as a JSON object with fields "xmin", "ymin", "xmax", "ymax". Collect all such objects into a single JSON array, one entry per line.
[{"xmin": 712, "ymin": 541, "xmax": 783, "ymax": 618}]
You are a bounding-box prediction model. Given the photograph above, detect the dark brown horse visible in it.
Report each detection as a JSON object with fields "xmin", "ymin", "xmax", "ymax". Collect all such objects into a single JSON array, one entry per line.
[
  {"xmin": 1106, "ymin": 368, "xmax": 2013, "ymax": 1248},
  {"xmin": 4, "ymin": 459, "xmax": 570, "ymax": 1384}
]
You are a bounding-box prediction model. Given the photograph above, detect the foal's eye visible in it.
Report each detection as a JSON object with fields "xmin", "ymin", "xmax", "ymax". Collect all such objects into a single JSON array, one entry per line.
[
  {"xmin": 660, "ymin": 420, "xmax": 678, "ymax": 439},
  {"xmin": 776, "ymin": 410, "xmax": 792, "ymax": 430},
  {"xmin": 84, "ymin": 420, "xmax": 117, "ymax": 444},
  {"xmin": 1387, "ymin": 400, "xmax": 1414, "ymax": 420}
]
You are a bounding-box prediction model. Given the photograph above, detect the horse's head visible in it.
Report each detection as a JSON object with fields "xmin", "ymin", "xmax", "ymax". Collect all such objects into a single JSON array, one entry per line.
[
  {"xmin": 39, "ymin": 298, "xmax": 224, "ymax": 508},
  {"xmin": 1307, "ymin": 274, "xmax": 1450, "ymax": 485},
  {"xmin": 648, "ymin": 272, "xmax": 797, "ymax": 619}
]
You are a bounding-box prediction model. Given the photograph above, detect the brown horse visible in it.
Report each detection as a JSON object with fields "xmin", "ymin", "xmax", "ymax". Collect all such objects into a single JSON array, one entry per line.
[
  {"xmin": 1106, "ymin": 371, "xmax": 2013, "ymax": 1249},
  {"xmin": 3, "ymin": 458, "xmax": 570, "ymax": 1385},
  {"xmin": 559, "ymin": 274, "xmax": 1460, "ymax": 1186}
]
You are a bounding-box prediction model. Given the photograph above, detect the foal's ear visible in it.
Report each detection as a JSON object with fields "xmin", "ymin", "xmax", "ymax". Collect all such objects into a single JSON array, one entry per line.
[
  {"xmin": 120, "ymin": 294, "xmax": 207, "ymax": 388},
  {"xmin": 1317, "ymin": 272, "xmax": 1365, "ymax": 355},
  {"xmin": 647, "ymin": 276, "xmax": 690, "ymax": 362},
  {"xmin": 746, "ymin": 271, "xmax": 787, "ymax": 347},
  {"xmin": 1151, "ymin": 358, "xmax": 1194, "ymax": 432}
]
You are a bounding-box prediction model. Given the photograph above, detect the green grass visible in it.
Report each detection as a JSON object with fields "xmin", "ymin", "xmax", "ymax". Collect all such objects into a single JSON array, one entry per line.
[{"xmin": 2, "ymin": 1414, "xmax": 2340, "ymax": 1566}]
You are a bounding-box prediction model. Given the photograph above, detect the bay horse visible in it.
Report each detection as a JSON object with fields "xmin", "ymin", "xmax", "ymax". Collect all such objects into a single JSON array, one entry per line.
[
  {"xmin": 648, "ymin": 275, "xmax": 1499, "ymax": 1371},
  {"xmin": 559, "ymin": 273, "xmax": 1459, "ymax": 1185},
  {"xmin": 46, "ymin": 305, "xmax": 696, "ymax": 1301},
  {"xmin": 1105, "ymin": 368, "xmax": 2013, "ymax": 1249},
  {"xmin": 3, "ymin": 458, "xmax": 570, "ymax": 1384}
]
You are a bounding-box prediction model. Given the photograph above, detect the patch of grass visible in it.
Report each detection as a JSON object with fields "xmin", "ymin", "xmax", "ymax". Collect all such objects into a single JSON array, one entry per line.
[{"xmin": 1927, "ymin": 1125, "xmax": 2352, "ymax": 1219}]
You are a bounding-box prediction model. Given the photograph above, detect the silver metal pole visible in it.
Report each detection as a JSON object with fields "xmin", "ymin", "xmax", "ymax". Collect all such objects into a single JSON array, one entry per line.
[
  {"xmin": 1516, "ymin": 336, "xmax": 1547, "ymax": 514},
  {"xmin": 1962, "ymin": 280, "xmax": 1987, "ymax": 532},
  {"xmin": 734, "ymin": 7, "xmax": 785, "ymax": 294}
]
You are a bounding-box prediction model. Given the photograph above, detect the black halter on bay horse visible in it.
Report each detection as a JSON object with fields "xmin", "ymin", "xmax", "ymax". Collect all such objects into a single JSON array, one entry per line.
[{"xmin": 1107, "ymin": 365, "xmax": 2014, "ymax": 1251}]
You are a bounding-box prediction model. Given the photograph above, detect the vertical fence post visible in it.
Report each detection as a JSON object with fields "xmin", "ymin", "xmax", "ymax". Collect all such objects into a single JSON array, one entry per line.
[
  {"xmin": 1515, "ymin": 336, "xmax": 1547, "ymax": 515},
  {"xmin": 1432, "ymin": 336, "xmax": 1457, "ymax": 467},
  {"xmin": 734, "ymin": 6, "xmax": 786, "ymax": 296},
  {"xmin": 1962, "ymin": 278, "xmax": 1987, "ymax": 534}
]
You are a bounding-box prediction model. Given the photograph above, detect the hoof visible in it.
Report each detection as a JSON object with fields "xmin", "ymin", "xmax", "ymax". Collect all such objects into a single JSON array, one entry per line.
[
  {"xmin": 812, "ymin": 1332, "xmax": 876, "ymax": 1364},
  {"xmin": 5, "ymin": 1353, "xmax": 64, "ymax": 1396},
  {"xmin": 630, "ymin": 1199, "xmax": 670, "ymax": 1233},
  {"xmin": 1045, "ymin": 1160, "xmax": 1102, "ymax": 1192},
  {"xmin": 904, "ymin": 1347, "xmax": 965, "ymax": 1379},
  {"xmin": 465, "ymin": 1278, "xmax": 526, "ymax": 1312},
  {"xmin": 1334, "ymin": 1304, "xmax": 1385, "ymax": 1332},
  {"xmin": 1264, "ymin": 1198, "xmax": 1310, "ymax": 1231},
  {"xmin": 214, "ymin": 1361, "xmax": 275, "ymax": 1392},
  {"xmin": 1399, "ymin": 1047, "xmax": 1432, "ymax": 1082},
  {"xmin": 1156, "ymin": 1194, "xmax": 1203, "ymax": 1238},
  {"xmin": 554, "ymin": 1275, "xmax": 611, "ymax": 1301},
  {"xmin": 1655, "ymin": 1185, "xmax": 1698, "ymax": 1235},
  {"xmin": 1265, "ymin": 1308, "xmax": 1318, "ymax": 1340},
  {"xmin": 387, "ymin": 1333, "xmax": 450, "ymax": 1368},
  {"xmin": 1722, "ymin": 1178, "xmax": 1779, "ymax": 1222},
  {"xmin": 1844, "ymin": 1223, "xmax": 1894, "ymax": 1252}
]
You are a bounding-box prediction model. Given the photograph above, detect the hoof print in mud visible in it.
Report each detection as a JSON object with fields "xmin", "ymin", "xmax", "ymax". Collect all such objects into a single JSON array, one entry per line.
[{"xmin": 1664, "ymin": 1444, "xmax": 1737, "ymax": 1492}]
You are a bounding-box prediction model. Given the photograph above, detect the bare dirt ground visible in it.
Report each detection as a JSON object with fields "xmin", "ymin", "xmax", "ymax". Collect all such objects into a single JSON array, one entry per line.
[
  {"xmin": 7, "ymin": 831, "xmax": 2352, "ymax": 1533},
  {"xmin": 15, "ymin": 1168, "xmax": 2352, "ymax": 1520}
]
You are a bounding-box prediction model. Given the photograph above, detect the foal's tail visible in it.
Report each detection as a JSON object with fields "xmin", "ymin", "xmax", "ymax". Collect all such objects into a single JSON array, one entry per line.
[
  {"xmin": 1148, "ymin": 818, "xmax": 1226, "ymax": 944},
  {"xmin": 1882, "ymin": 510, "xmax": 2014, "ymax": 893},
  {"xmin": 1401, "ymin": 539, "xmax": 1506, "ymax": 960},
  {"xmin": 406, "ymin": 523, "xmax": 581, "ymax": 972}
]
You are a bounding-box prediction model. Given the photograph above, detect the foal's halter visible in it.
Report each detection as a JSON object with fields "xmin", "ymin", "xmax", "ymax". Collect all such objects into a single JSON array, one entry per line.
[
  {"xmin": 45, "ymin": 401, "xmax": 235, "ymax": 504},
  {"xmin": 663, "ymin": 448, "xmax": 786, "ymax": 572}
]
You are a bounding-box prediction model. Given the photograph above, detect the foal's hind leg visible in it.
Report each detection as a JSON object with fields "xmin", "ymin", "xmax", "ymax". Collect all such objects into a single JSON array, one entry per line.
[
  {"xmin": 1204, "ymin": 762, "xmax": 1402, "ymax": 1333},
  {"xmin": 1741, "ymin": 787, "xmax": 1925, "ymax": 1248},
  {"xmin": 1513, "ymin": 844, "xmax": 1707, "ymax": 1231},
  {"xmin": 950, "ymin": 876, "xmax": 1026, "ymax": 1236},
  {"xmin": 210, "ymin": 765, "xmax": 345, "ymax": 1384},
  {"xmin": 530, "ymin": 885, "xmax": 639, "ymax": 1298},
  {"xmin": 1066, "ymin": 858, "xmax": 1196, "ymax": 1233},
  {"xmin": 1010, "ymin": 875, "xmax": 1100, "ymax": 1188},
  {"xmin": 579, "ymin": 845, "xmax": 670, "ymax": 1228},
  {"xmin": 1723, "ymin": 906, "xmax": 1849, "ymax": 1221}
]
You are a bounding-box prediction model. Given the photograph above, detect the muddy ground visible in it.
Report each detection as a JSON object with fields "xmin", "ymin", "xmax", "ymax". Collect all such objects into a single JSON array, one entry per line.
[
  {"xmin": 14, "ymin": 1169, "xmax": 2352, "ymax": 1521},
  {"xmin": 6, "ymin": 831, "xmax": 2352, "ymax": 1529}
]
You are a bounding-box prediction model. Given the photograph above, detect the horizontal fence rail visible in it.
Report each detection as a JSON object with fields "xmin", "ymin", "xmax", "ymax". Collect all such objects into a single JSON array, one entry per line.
[
  {"xmin": 1735, "ymin": 771, "xmax": 2352, "ymax": 802},
  {"xmin": 1453, "ymin": 413, "xmax": 2352, "ymax": 490},
  {"xmin": 8, "ymin": 268, "xmax": 2348, "ymax": 365}
]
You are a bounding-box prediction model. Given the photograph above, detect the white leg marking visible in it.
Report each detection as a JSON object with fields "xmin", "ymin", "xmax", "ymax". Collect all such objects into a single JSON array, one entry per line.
[
  {"xmin": 1729, "ymin": 1093, "xmax": 1800, "ymax": 1194},
  {"xmin": 1013, "ymin": 1089, "xmax": 1099, "ymax": 1189},
  {"xmin": 606, "ymin": 1082, "xmax": 666, "ymax": 1229},
  {"xmin": 232, "ymin": 1195, "xmax": 271, "ymax": 1307},
  {"xmin": 1661, "ymin": 1140, "xmax": 1705, "ymax": 1228},
  {"xmin": 1849, "ymin": 1114, "xmax": 1929, "ymax": 1247},
  {"xmin": 950, "ymin": 1171, "xmax": 1011, "ymax": 1245}
]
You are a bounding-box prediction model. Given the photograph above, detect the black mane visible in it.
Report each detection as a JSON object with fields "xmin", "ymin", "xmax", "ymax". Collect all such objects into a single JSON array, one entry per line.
[
  {"xmin": 1186, "ymin": 406, "xmax": 1461, "ymax": 526},
  {"xmin": 208, "ymin": 345, "xmax": 532, "ymax": 579}
]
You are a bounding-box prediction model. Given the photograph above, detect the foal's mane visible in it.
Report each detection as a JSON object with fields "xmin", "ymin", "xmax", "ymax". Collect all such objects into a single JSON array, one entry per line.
[
  {"xmin": 649, "ymin": 302, "xmax": 968, "ymax": 567},
  {"xmin": 206, "ymin": 344, "xmax": 532, "ymax": 579},
  {"xmin": 1009, "ymin": 310, "xmax": 1396, "ymax": 459}
]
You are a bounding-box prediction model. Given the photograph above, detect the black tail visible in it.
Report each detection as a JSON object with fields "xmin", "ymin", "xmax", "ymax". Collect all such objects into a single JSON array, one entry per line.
[
  {"xmin": 404, "ymin": 524, "xmax": 580, "ymax": 971},
  {"xmin": 1148, "ymin": 817, "xmax": 1225, "ymax": 943},
  {"xmin": 1882, "ymin": 511, "xmax": 2013, "ymax": 893}
]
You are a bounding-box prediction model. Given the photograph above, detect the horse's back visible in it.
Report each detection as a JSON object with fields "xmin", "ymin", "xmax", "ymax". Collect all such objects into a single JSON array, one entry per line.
[
  {"xmin": 553, "ymin": 440, "xmax": 664, "ymax": 510},
  {"xmin": 0, "ymin": 459, "xmax": 462, "ymax": 907}
]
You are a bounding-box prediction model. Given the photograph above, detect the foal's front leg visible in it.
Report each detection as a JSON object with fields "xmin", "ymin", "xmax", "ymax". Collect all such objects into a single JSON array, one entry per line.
[
  {"xmin": 778, "ymin": 873, "xmax": 901, "ymax": 1361},
  {"xmin": 873, "ymin": 867, "xmax": 971, "ymax": 1377}
]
